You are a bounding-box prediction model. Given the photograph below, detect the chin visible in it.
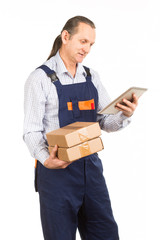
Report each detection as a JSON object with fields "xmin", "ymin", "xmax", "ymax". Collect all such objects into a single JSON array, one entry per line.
[
  {"xmin": 76, "ymin": 57, "xmax": 84, "ymax": 63},
  {"xmin": 77, "ymin": 60, "xmax": 83, "ymax": 63}
]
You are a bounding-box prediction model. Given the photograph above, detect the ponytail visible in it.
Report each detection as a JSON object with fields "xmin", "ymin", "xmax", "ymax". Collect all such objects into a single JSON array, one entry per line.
[{"xmin": 47, "ymin": 35, "xmax": 62, "ymax": 60}]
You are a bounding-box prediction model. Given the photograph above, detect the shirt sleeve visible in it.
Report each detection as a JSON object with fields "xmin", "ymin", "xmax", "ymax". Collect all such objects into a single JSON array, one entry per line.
[
  {"xmin": 23, "ymin": 70, "xmax": 50, "ymax": 165},
  {"xmin": 90, "ymin": 69, "xmax": 132, "ymax": 132}
]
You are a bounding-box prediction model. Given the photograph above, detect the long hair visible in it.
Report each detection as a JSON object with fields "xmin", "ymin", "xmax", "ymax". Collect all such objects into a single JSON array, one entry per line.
[{"xmin": 47, "ymin": 16, "xmax": 95, "ymax": 60}]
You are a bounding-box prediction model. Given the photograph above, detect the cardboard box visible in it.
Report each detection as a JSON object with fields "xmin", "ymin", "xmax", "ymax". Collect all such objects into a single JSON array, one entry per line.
[
  {"xmin": 48, "ymin": 137, "xmax": 104, "ymax": 162},
  {"xmin": 46, "ymin": 122, "xmax": 101, "ymax": 148}
]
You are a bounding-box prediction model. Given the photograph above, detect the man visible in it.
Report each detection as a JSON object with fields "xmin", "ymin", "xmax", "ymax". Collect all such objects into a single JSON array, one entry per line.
[{"xmin": 23, "ymin": 16, "xmax": 138, "ymax": 240}]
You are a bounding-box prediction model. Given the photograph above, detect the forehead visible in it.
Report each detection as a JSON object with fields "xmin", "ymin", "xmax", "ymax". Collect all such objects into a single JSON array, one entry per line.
[{"xmin": 74, "ymin": 22, "xmax": 96, "ymax": 40}]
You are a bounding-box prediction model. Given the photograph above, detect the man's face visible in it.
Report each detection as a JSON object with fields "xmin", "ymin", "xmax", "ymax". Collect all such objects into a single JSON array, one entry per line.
[{"xmin": 63, "ymin": 22, "xmax": 96, "ymax": 64}]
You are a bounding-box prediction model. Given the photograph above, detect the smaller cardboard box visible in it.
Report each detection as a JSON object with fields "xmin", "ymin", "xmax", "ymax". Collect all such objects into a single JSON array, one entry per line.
[
  {"xmin": 46, "ymin": 122, "xmax": 101, "ymax": 148},
  {"xmin": 48, "ymin": 137, "xmax": 103, "ymax": 162}
]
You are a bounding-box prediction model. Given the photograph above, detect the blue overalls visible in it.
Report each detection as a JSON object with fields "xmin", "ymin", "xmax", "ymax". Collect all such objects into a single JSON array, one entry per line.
[{"xmin": 35, "ymin": 65, "xmax": 119, "ymax": 240}]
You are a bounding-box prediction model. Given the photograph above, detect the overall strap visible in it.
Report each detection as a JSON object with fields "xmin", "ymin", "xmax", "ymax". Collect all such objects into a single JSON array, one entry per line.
[
  {"xmin": 37, "ymin": 65, "xmax": 59, "ymax": 82},
  {"xmin": 83, "ymin": 66, "xmax": 92, "ymax": 82},
  {"xmin": 38, "ymin": 65, "xmax": 62, "ymax": 92}
]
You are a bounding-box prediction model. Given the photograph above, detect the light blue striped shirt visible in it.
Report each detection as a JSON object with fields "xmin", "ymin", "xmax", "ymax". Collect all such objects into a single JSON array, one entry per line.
[{"xmin": 23, "ymin": 51, "xmax": 131, "ymax": 165}]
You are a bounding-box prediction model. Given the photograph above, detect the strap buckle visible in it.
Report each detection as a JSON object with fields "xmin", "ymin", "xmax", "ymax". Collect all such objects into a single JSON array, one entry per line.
[{"xmin": 48, "ymin": 73, "xmax": 59, "ymax": 82}]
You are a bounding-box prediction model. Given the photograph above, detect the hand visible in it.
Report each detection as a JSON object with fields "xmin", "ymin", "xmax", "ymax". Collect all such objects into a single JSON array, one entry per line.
[
  {"xmin": 44, "ymin": 145, "xmax": 71, "ymax": 169},
  {"xmin": 115, "ymin": 93, "xmax": 138, "ymax": 117}
]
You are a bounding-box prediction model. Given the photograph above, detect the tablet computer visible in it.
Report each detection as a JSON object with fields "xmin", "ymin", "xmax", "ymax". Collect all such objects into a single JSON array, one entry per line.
[{"xmin": 98, "ymin": 87, "xmax": 147, "ymax": 115}]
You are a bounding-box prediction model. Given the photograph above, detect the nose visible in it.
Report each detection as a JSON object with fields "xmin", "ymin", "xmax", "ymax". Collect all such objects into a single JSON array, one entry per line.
[{"xmin": 83, "ymin": 44, "xmax": 91, "ymax": 54}]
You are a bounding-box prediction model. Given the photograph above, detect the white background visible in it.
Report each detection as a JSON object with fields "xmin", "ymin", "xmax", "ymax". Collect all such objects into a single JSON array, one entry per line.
[{"xmin": 0, "ymin": 0, "xmax": 160, "ymax": 239}]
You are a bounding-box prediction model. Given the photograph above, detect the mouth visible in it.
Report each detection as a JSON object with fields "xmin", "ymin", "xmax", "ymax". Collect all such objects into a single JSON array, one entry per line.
[{"xmin": 78, "ymin": 52, "xmax": 85, "ymax": 57}]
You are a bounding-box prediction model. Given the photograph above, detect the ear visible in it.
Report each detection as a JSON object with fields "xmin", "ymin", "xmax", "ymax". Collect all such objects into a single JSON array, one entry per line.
[{"xmin": 61, "ymin": 30, "xmax": 70, "ymax": 44}]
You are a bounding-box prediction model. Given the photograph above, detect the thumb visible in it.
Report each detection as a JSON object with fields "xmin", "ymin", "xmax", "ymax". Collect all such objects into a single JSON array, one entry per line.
[{"xmin": 50, "ymin": 144, "xmax": 58, "ymax": 158}]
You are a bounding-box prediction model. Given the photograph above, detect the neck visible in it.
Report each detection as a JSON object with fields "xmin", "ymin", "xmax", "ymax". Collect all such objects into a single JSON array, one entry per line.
[{"xmin": 59, "ymin": 49, "xmax": 77, "ymax": 77}]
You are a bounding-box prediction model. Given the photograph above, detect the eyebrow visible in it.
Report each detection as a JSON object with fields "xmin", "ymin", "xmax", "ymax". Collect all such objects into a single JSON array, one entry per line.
[{"xmin": 81, "ymin": 38, "xmax": 95, "ymax": 45}]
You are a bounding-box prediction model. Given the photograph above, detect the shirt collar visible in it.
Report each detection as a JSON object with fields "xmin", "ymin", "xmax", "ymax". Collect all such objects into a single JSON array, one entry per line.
[{"xmin": 55, "ymin": 51, "xmax": 87, "ymax": 77}]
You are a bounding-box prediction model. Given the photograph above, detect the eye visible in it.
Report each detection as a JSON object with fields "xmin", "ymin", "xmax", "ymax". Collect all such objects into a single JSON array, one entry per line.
[{"xmin": 81, "ymin": 40, "xmax": 87, "ymax": 44}]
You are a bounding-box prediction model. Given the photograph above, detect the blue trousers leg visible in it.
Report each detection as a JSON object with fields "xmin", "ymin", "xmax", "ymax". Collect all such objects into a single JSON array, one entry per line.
[
  {"xmin": 77, "ymin": 154, "xmax": 119, "ymax": 240},
  {"xmin": 37, "ymin": 159, "xmax": 85, "ymax": 240}
]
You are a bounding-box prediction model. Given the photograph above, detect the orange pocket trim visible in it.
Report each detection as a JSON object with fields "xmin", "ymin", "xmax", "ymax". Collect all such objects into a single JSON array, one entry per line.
[
  {"xmin": 67, "ymin": 102, "xmax": 73, "ymax": 110},
  {"xmin": 35, "ymin": 159, "xmax": 37, "ymax": 168},
  {"xmin": 67, "ymin": 99, "xmax": 95, "ymax": 111}
]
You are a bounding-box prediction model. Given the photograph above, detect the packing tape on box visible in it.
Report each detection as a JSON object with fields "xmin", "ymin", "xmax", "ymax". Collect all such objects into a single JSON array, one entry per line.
[
  {"xmin": 78, "ymin": 128, "xmax": 89, "ymax": 142},
  {"xmin": 79, "ymin": 142, "xmax": 91, "ymax": 157}
]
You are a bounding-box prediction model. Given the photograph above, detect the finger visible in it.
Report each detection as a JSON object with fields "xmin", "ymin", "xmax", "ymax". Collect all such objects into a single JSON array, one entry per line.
[
  {"xmin": 50, "ymin": 144, "xmax": 58, "ymax": 158},
  {"xmin": 61, "ymin": 162, "xmax": 71, "ymax": 169},
  {"xmin": 115, "ymin": 105, "xmax": 133, "ymax": 117},
  {"xmin": 116, "ymin": 103, "xmax": 133, "ymax": 113},
  {"xmin": 56, "ymin": 161, "xmax": 71, "ymax": 169},
  {"xmin": 122, "ymin": 99, "xmax": 135, "ymax": 110},
  {"xmin": 132, "ymin": 93, "xmax": 138, "ymax": 105}
]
